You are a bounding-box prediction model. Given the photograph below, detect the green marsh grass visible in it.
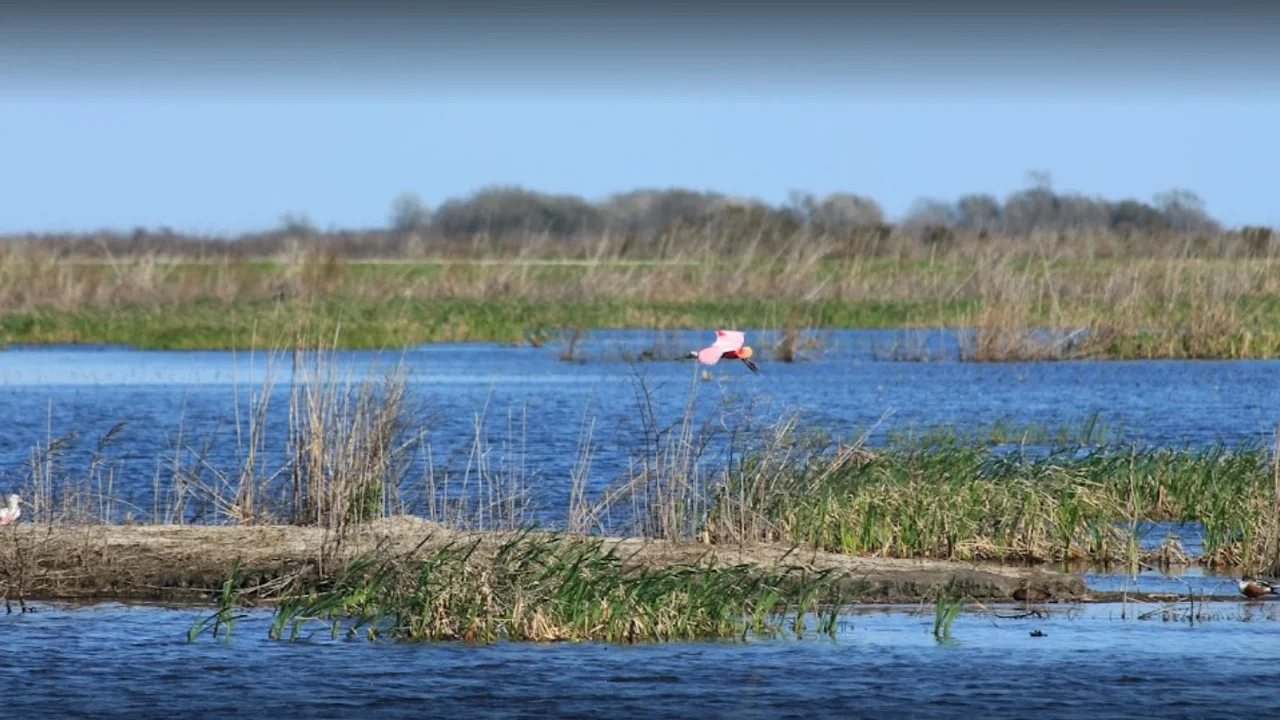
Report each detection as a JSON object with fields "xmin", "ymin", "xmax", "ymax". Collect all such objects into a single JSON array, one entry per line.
[
  {"xmin": 196, "ymin": 532, "xmax": 853, "ymax": 644},
  {"xmin": 702, "ymin": 433, "xmax": 1280, "ymax": 571},
  {"xmin": 557, "ymin": 371, "xmax": 1280, "ymax": 572},
  {"xmin": 878, "ymin": 413, "xmax": 1126, "ymax": 449},
  {"xmin": 187, "ymin": 558, "xmax": 249, "ymax": 642},
  {"xmin": 933, "ymin": 584, "xmax": 964, "ymax": 641}
]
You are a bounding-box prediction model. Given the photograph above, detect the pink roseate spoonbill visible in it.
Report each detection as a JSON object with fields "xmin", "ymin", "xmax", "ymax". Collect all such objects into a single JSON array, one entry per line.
[
  {"xmin": 0, "ymin": 494, "xmax": 19, "ymax": 526},
  {"xmin": 690, "ymin": 330, "xmax": 758, "ymax": 373}
]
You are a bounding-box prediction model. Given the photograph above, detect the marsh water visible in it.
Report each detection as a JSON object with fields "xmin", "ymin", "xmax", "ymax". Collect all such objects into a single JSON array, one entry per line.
[
  {"xmin": 4, "ymin": 601, "xmax": 1280, "ymax": 719},
  {"xmin": 3, "ymin": 329, "xmax": 1279, "ymax": 519},
  {"xmin": 3, "ymin": 328, "xmax": 1280, "ymax": 717}
]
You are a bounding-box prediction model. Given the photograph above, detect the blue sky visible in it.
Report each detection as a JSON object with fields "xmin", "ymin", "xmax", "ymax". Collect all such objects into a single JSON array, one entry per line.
[
  {"xmin": 6, "ymin": 91, "xmax": 1277, "ymax": 235},
  {"xmin": 2, "ymin": 2, "xmax": 1278, "ymax": 234}
]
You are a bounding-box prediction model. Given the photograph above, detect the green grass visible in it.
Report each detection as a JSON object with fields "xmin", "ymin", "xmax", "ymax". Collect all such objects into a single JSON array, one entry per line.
[
  {"xmin": 190, "ymin": 532, "xmax": 854, "ymax": 644},
  {"xmin": 706, "ymin": 437, "xmax": 1280, "ymax": 570},
  {"xmin": 0, "ymin": 296, "xmax": 977, "ymax": 350},
  {"xmin": 7, "ymin": 293, "xmax": 1280, "ymax": 354},
  {"xmin": 933, "ymin": 585, "xmax": 964, "ymax": 641}
]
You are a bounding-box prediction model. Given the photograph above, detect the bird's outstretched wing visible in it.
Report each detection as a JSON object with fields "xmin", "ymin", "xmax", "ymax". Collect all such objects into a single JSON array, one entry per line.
[
  {"xmin": 714, "ymin": 330, "xmax": 745, "ymax": 352},
  {"xmin": 696, "ymin": 346, "xmax": 724, "ymax": 365},
  {"xmin": 696, "ymin": 329, "xmax": 746, "ymax": 365}
]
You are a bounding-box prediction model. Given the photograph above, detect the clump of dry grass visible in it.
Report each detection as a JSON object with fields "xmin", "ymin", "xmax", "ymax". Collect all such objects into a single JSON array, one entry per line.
[
  {"xmin": 158, "ymin": 332, "xmax": 416, "ymax": 539},
  {"xmin": 954, "ymin": 250, "xmax": 1280, "ymax": 361}
]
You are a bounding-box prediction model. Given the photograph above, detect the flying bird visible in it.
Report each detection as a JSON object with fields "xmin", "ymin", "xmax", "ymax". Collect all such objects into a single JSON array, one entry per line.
[
  {"xmin": 1239, "ymin": 576, "xmax": 1278, "ymax": 599},
  {"xmin": 691, "ymin": 330, "xmax": 758, "ymax": 373},
  {"xmin": 0, "ymin": 494, "xmax": 20, "ymax": 526}
]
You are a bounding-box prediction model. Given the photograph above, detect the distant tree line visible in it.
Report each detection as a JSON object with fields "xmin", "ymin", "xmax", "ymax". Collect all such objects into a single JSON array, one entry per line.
[
  {"xmin": 385, "ymin": 172, "xmax": 1228, "ymax": 240},
  {"xmin": 4, "ymin": 172, "xmax": 1274, "ymax": 260}
]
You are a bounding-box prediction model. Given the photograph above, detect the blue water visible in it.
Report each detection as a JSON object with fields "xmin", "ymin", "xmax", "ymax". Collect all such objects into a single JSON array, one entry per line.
[
  {"xmin": 4, "ymin": 330, "xmax": 1280, "ymax": 717},
  {"xmin": 2, "ymin": 329, "xmax": 1279, "ymax": 527},
  {"xmin": 3, "ymin": 601, "xmax": 1280, "ymax": 718}
]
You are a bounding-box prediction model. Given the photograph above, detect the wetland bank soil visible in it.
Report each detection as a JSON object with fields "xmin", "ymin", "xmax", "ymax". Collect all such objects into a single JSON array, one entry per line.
[{"xmin": 0, "ymin": 518, "xmax": 1086, "ymax": 604}]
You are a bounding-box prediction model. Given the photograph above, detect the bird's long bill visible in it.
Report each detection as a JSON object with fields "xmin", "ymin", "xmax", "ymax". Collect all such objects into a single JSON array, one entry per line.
[{"xmin": 741, "ymin": 357, "xmax": 758, "ymax": 373}]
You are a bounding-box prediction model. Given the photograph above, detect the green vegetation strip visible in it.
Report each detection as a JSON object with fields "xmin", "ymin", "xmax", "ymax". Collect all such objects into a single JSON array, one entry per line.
[
  {"xmin": 710, "ymin": 438, "xmax": 1280, "ymax": 568},
  {"xmin": 5, "ymin": 256, "xmax": 1280, "ymax": 357},
  {"xmin": 0, "ymin": 297, "xmax": 972, "ymax": 350},
  {"xmin": 190, "ymin": 533, "xmax": 851, "ymax": 644},
  {"xmin": 3, "ymin": 295, "xmax": 1279, "ymax": 359}
]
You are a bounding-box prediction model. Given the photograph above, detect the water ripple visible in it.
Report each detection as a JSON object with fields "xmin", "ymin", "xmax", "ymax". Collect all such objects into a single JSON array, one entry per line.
[{"xmin": 3, "ymin": 601, "xmax": 1277, "ymax": 718}]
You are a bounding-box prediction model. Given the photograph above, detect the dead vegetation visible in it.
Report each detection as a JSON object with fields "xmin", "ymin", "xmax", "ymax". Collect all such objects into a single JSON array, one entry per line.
[{"xmin": 3, "ymin": 228, "xmax": 1279, "ymax": 360}]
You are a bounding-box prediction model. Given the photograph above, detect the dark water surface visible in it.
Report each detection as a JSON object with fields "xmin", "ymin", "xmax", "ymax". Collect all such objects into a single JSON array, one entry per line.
[{"xmin": 3, "ymin": 601, "xmax": 1280, "ymax": 719}]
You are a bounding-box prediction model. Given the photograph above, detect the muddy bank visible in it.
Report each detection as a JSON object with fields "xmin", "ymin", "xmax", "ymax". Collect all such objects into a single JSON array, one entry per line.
[{"xmin": 0, "ymin": 518, "xmax": 1090, "ymax": 605}]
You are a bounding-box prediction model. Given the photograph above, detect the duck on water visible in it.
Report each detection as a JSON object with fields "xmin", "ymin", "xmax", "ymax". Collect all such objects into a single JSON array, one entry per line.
[{"xmin": 1238, "ymin": 576, "xmax": 1279, "ymax": 599}]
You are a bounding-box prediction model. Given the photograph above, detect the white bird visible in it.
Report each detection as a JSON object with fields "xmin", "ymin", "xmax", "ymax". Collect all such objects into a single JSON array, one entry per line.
[{"xmin": 0, "ymin": 494, "xmax": 20, "ymax": 526}]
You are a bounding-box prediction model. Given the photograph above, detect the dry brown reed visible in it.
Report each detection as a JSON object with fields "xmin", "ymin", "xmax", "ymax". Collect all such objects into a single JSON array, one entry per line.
[
  {"xmin": 0, "ymin": 227, "xmax": 1275, "ymax": 311},
  {"xmin": 5, "ymin": 225, "xmax": 1280, "ymax": 362},
  {"xmin": 155, "ymin": 342, "xmax": 413, "ymax": 536},
  {"xmin": 419, "ymin": 393, "xmax": 535, "ymax": 533}
]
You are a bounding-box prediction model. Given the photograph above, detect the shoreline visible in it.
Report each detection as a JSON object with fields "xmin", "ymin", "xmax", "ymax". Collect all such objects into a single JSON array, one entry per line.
[
  {"xmin": 1, "ymin": 310, "xmax": 1276, "ymax": 362},
  {"xmin": 1, "ymin": 519, "xmax": 1102, "ymax": 606}
]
